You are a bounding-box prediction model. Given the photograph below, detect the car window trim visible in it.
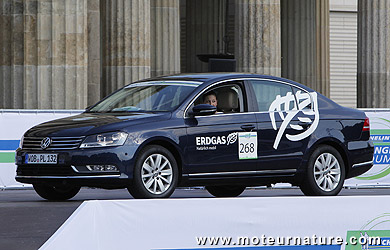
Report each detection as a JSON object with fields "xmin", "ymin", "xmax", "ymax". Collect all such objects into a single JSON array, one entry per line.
[
  {"xmin": 124, "ymin": 80, "xmax": 203, "ymax": 88},
  {"xmin": 199, "ymin": 83, "xmax": 246, "ymax": 112},
  {"xmin": 184, "ymin": 77, "xmax": 312, "ymax": 118},
  {"xmin": 187, "ymin": 110, "xmax": 307, "ymax": 118},
  {"xmin": 184, "ymin": 80, "xmax": 247, "ymax": 117}
]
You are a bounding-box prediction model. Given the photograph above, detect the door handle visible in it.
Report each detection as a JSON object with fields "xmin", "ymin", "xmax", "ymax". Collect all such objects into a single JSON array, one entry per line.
[{"xmin": 241, "ymin": 124, "xmax": 256, "ymax": 131}]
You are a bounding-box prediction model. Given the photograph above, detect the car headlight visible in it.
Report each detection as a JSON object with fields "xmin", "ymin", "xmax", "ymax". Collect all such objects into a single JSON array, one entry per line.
[
  {"xmin": 19, "ymin": 135, "xmax": 24, "ymax": 149},
  {"xmin": 80, "ymin": 132, "xmax": 128, "ymax": 148}
]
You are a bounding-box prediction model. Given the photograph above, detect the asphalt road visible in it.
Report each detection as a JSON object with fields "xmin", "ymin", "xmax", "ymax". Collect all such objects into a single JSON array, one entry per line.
[{"xmin": 1, "ymin": 187, "xmax": 390, "ymax": 250}]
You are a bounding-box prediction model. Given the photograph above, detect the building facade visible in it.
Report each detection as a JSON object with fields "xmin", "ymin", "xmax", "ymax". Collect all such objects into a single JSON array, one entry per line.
[
  {"xmin": 0, "ymin": 0, "xmax": 388, "ymax": 109},
  {"xmin": 329, "ymin": 0, "xmax": 358, "ymax": 108}
]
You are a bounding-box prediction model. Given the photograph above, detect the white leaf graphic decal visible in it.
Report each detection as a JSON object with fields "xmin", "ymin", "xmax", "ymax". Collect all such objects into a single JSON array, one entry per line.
[
  {"xmin": 298, "ymin": 117, "xmax": 312, "ymax": 123},
  {"xmin": 269, "ymin": 91, "xmax": 319, "ymax": 149},
  {"xmin": 226, "ymin": 132, "xmax": 238, "ymax": 145},
  {"xmin": 290, "ymin": 124, "xmax": 304, "ymax": 130}
]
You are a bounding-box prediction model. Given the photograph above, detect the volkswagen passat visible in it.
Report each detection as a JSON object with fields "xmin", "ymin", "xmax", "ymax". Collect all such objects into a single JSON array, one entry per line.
[{"xmin": 15, "ymin": 73, "xmax": 374, "ymax": 200}]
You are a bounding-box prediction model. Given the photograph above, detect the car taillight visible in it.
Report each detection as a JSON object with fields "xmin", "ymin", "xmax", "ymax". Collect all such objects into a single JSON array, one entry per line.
[{"xmin": 363, "ymin": 117, "xmax": 370, "ymax": 132}]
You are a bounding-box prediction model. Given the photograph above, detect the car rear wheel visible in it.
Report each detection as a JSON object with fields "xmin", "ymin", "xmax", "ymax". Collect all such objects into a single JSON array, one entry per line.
[
  {"xmin": 128, "ymin": 145, "xmax": 178, "ymax": 199},
  {"xmin": 206, "ymin": 185, "xmax": 246, "ymax": 197},
  {"xmin": 300, "ymin": 145, "xmax": 345, "ymax": 196},
  {"xmin": 33, "ymin": 184, "xmax": 80, "ymax": 201}
]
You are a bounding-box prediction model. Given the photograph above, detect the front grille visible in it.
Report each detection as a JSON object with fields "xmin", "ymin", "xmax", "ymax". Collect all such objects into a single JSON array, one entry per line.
[
  {"xmin": 22, "ymin": 136, "xmax": 85, "ymax": 150},
  {"xmin": 17, "ymin": 165, "xmax": 75, "ymax": 176}
]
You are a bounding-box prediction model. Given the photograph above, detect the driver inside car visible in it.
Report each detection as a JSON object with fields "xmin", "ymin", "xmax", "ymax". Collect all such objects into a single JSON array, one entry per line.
[{"xmin": 203, "ymin": 91, "xmax": 218, "ymax": 108}]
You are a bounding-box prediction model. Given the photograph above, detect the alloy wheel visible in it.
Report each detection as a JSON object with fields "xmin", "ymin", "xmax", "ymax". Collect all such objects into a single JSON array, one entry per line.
[
  {"xmin": 141, "ymin": 153, "xmax": 173, "ymax": 195},
  {"xmin": 313, "ymin": 153, "xmax": 341, "ymax": 192}
]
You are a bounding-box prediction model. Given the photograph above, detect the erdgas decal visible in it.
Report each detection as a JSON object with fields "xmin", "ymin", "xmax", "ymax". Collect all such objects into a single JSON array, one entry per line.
[
  {"xmin": 195, "ymin": 132, "xmax": 238, "ymax": 151},
  {"xmin": 196, "ymin": 132, "xmax": 257, "ymax": 159},
  {"xmin": 269, "ymin": 91, "xmax": 319, "ymax": 149}
]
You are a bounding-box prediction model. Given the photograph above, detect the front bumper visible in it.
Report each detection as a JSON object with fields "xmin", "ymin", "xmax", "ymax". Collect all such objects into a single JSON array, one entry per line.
[
  {"xmin": 15, "ymin": 172, "xmax": 131, "ymax": 188},
  {"xmin": 15, "ymin": 145, "xmax": 137, "ymax": 187}
]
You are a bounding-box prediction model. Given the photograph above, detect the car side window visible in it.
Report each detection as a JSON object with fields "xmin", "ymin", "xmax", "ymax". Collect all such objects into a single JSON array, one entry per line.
[
  {"xmin": 194, "ymin": 83, "xmax": 245, "ymax": 113},
  {"xmin": 249, "ymin": 80, "xmax": 295, "ymax": 112}
]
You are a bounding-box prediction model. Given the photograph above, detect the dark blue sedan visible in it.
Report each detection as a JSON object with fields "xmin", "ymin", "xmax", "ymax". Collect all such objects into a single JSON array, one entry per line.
[{"xmin": 15, "ymin": 73, "xmax": 374, "ymax": 199}]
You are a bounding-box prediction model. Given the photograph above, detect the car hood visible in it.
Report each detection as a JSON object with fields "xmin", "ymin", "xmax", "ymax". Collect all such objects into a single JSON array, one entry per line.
[{"xmin": 24, "ymin": 112, "xmax": 172, "ymax": 137}]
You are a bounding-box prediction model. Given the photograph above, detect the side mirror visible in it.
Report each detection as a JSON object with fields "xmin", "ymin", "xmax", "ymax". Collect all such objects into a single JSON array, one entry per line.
[{"xmin": 189, "ymin": 104, "xmax": 217, "ymax": 117}]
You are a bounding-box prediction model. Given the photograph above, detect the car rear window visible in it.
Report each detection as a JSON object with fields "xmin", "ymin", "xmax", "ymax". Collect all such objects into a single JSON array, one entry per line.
[{"xmin": 249, "ymin": 80, "xmax": 295, "ymax": 112}]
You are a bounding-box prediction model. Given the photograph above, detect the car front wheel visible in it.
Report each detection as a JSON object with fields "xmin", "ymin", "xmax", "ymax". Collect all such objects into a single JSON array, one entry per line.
[
  {"xmin": 33, "ymin": 184, "xmax": 80, "ymax": 201},
  {"xmin": 300, "ymin": 145, "xmax": 345, "ymax": 196},
  {"xmin": 128, "ymin": 145, "xmax": 178, "ymax": 199},
  {"xmin": 206, "ymin": 185, "xmax": 246, "ymax": 197}
]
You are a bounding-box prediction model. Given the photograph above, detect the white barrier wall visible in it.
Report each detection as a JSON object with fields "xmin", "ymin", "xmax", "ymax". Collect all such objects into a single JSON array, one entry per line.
[
  {"xmin": 40, "ymin": 197, "xmax": 390, "ymax": 250},
  {"xmin": 0, "ymin": 110, "xmax": 82, "ymax": 188},
  {"xmin": 0, "ymin": 109, "xmax": 389, "ymax": 188}
]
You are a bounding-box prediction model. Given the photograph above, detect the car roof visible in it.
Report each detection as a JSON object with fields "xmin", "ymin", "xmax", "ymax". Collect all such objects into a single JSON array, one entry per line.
[
  {"xmin": 135, "ymin": 73, "xmax": 242, "ymax": 83},
  {"xmin": 134, "ymin": 73, "xmax": 313, "ymax": 92}
]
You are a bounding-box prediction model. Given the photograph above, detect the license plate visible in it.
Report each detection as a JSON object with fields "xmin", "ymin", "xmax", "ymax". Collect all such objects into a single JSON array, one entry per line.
[{"xmin": 25, "ymin": 154, "xmax": 58, "ymax": 164}]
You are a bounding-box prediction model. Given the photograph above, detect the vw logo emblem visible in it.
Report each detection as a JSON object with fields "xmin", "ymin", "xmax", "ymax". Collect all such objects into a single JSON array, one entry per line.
[{"xmin": 40, "ymin": 137, "xmax": 52, "ymax": 150}]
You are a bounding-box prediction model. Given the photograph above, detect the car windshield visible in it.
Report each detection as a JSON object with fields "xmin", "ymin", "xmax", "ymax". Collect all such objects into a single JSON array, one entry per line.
[{"xmin": 88, "ymin": 81, "xmax": 201, "ymax": 112}]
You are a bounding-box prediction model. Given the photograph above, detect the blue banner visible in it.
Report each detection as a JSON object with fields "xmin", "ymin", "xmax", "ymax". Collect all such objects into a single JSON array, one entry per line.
[
  {"xmin": 0, "ymin": 140, "xmax": 20, "ymax": 150},
  {"xmin": 373, "ymin": 146, "xmax": 390, "ymax": 164},
  {"xmin": 371, "ymin": 135, "xmax": 390, "ymax": 143}
]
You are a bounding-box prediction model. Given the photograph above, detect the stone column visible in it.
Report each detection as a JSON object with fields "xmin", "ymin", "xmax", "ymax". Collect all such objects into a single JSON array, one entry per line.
[
  {"xmin": 0, "ymin": 0, "xmax": 90, "ymax": 109},
  {"xmin": 87, "ymin": 0, "xmax": 101, "ymax": 106},
  {"xmin": 357, "ymin": 0, "xmax": 390, "ymax": 108},
  {"xmin": 49, "ymin": 0, "xmax": 89, "ymax": 109},
  {"xmin": 315, "ymin": 0, "xmax": 330, "ymax": 96},
  {"xmin": 235, "ymin": 0, "xmax": 281, "ymax": 76},
  {"xmin": 185, "ymin": 0, "xmax": 226, "ymax": 73},
  {"xmin": 281, "ymin": 0, "xmax": 330, "ymax": 96},
  {"xmin": 101, "ymin": 0, "xmax": 151, "ymax": 96},
  {"xmin": 0, "ymin": 0, "xmax": 25, "ymax": 108},
  {"xmin": 151, "ymin": 0, "xmax": 180, "ymax": 77}
]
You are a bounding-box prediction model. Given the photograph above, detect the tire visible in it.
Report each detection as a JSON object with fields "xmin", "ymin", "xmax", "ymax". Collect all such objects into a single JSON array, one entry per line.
[
  {"xmin": 300, "ymin": 145, "xmax": 345, "ymax": 196},
  {"xmin": 206, "ymin": 185, "xmax": 246, "ymax": 197},
  {"xmin": 33, "ymin": 184, "xmax": 80, "ymax": 201},
  {"xmin": 128, "ymin": 145, "xmax": 178, "ymax": 199}
]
